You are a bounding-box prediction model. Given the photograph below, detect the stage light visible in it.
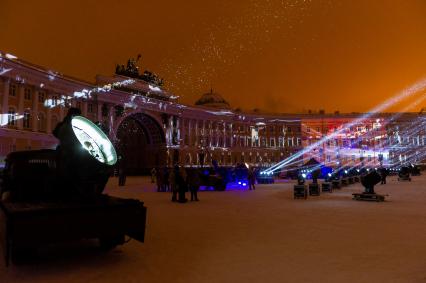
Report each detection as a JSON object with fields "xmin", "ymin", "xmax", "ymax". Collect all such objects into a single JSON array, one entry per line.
[
  {"xmin": 302, "ymin": 173, "xmax": 306, "ymax": 178},
  {"xmin": 242, "ymin": 183, "xmax": 247, "ymax": 186},
  {"xmin": 263, "ymin": 77, "xmax": 426, "ymax": 175},
  {"xmin": 238, "ymin": 181, "xmax": 242, "ymax": 185}
]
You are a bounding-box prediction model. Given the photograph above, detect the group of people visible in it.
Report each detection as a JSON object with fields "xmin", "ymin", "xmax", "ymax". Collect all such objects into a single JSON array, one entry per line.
[{"xmin": 151, "ymin": 166, "xmax": 200, "ymax": 203}]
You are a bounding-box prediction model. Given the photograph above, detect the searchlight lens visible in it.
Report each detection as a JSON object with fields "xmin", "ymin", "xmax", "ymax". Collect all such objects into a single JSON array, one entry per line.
[{"xmin": 71, "ymin": 116, "xmax": 117, "ymax": 165}]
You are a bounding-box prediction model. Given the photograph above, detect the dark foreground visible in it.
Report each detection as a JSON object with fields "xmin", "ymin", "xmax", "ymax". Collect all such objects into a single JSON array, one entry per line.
[{"xmin": 1, "ymin": 175, "xmax": 426, "ymax": 283}]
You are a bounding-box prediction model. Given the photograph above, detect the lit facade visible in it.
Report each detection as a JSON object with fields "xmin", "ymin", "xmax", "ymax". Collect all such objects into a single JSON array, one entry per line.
[{"xmin": 0, "ymin": 53, "xmax": 424, "ymax": 173}]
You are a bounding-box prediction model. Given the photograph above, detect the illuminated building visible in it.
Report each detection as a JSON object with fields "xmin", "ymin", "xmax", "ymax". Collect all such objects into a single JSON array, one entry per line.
[{"xmin": 0, "ymin": 53, "xmax": 424, "ymax": 173}]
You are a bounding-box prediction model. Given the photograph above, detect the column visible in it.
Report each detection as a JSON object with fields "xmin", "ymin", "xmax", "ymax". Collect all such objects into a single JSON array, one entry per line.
[
  {"xmin": 46, "ymin": 93, "xmax": 52, "ymax": 133},
  {"xmin": 82, "ymin": 101, "xmax": 88, "ymax": 117},
  {"xmin": 97, "ymin": 102, "xmax": 102, "ymax": 122},
  {"xmin": 178, "ymin": 118, "xmax": 186, "ymax": 148},
  {"xmin": 176, "ymin": 117, "xmax": 183, "ymax": 144},
  {"xmin": 2, "ymin": 79, "xmax": 9, "ymax": 126},
  {"xmin": 229, "ymin": 123, "xmax": 233, "ymax": 148},
  {"xmin": 32, "ymin": 90, "xmax": 39, "ymax": 132},
  {"xmin": 223, "ymin": 122, "xmax": 226, "ymax": 148},
  {"xmin": 59, "ymin": 96, "xmax": 65, "ymax": 121},
  {"xmin": 17, "ymin": 85, "xmax": 24, "ymax": 130},
  {"xmin": 108, "ymin": 105, "xmax": 114, "ymax": 134},
  {"xmin": 168, "ymin": 116, "xmax": 173, "ymax": 145},
  {"xmin": 187, "ymin": 119, "xmax": 191, "ymax": 146},
  {"xmin": 195, "ymin": 120, "xmax": 199, "ymax": 146},
  {"xmin": 203, "ymin": 120, "xmax": 207, "ymax": 147},
  {"xmin": 215, "ymin": 122, "xmax": 219, "ymax": 147},
  {"xmin": 208, "ymin": 121, "xmax": 212, "ymax": 147}
]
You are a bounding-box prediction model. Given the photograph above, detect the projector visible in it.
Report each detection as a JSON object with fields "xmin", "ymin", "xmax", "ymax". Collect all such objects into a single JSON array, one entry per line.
[
  {"xmin": 2, "ymin": 115, "xmax": 117, "ymax": 201},
  {"xmin": 0, "ymin": 112, "xmax": 147, "ymax": 265}
]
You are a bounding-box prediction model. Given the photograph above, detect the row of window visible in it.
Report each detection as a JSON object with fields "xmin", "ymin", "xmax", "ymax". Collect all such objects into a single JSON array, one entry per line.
[
  {"xmin": 6, "ymin": 108, "xmax": 59, "ymax": 131},
  {"xmin": 322, "ymin": 155, "xmax": 375, "ymax": 163},
  {"xmin": 8, "ymin": 85, "xmax": 47, "ymax": 102},
  {"xmin": 307, "ymin": 136, "xmax": 426, "ymax": 148},
  {"xmin": 181, "ymin": 119, "xmax": 303, "ymax": 134},
  {"xmin": 182, "ymin": 135, "xmax": 302, "ymax": 149},
  {"xmin": 7, "ymin": 85, "xmax": 96, "ymax": 113}
]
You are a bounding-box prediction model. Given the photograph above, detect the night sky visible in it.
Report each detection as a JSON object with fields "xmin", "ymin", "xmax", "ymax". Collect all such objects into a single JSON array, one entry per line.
[{"xmin": 1, "ymin": 0, "xmax": 426, "ymax": 113}]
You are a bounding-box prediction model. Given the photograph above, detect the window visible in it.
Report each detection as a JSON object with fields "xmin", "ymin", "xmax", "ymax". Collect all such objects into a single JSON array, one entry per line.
[
  {"xmin": 23, "ymin": 111, "xmax": 31, "ymax": 128},
  {"xmin": 88, "ymin": 103, "xmax": 93, "ymax": 113},
  {"xmin": 278, "ymin": 137, "xmax": 283, "ymax": 147},
  {"xmin": 38, "ymin": 92, "xmax": 45, "ymax": 103},
  {"xmin": 24, "ymin": 88, "xmax": 32, "ymax": 100},
  {"xmin": 240, "ymin": 137, "xmax": 245, "ymax": 147},
  {"xmin": 9, "ymin": 84, "xmax": 16, "ymax": 97},
  {"xmin": 270, "ymin": 138, "xmax": 275, "ymax": 147},
  {"xmin": 7, "ymin": 108, "xmax": 16, "ymax": 126}
]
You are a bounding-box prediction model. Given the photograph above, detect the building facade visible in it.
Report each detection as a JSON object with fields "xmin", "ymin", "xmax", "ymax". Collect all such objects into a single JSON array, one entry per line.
[{"xmin": 0, "ymin": 53, "xmax": 424, "ymax": 174}]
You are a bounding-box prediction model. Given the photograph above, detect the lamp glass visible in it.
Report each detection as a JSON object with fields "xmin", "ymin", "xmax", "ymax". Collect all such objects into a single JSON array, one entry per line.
[{"xmin": 71, "ymin": 116, "xmax": 117, "ymax": 165}]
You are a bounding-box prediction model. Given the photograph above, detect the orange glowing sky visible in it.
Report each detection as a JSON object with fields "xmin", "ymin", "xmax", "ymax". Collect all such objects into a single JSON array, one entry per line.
[{"xmin": 1, "ymin": 0, "xmax": 426, "ymax": 113}]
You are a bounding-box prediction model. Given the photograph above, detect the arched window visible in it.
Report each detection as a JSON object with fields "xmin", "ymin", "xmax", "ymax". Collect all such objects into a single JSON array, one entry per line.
[
  {"xmin": 38, "ymin": 112, "xmax": 46, "ymax": 132},
  {"xmin": 23, "ymin": 111, "xmax": 31, "ymax": 129},
  {"xmin": 7, "ymin": 107, "xmax": 16, "ymax": 126}
]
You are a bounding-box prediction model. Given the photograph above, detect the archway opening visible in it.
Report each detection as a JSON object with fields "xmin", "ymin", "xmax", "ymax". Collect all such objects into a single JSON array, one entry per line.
[{"xmin": 116, "ymin": 113, "xmax": 166, "ymax": 175}]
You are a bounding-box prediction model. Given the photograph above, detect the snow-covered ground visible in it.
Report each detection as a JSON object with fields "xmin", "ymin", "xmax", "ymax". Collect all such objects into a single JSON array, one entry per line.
[{"xmin": 2, "ymin": 175, "xmax": 426, "ymax": 283}]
